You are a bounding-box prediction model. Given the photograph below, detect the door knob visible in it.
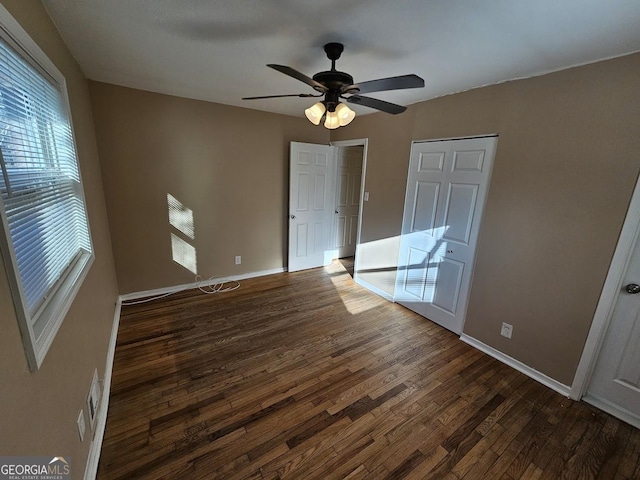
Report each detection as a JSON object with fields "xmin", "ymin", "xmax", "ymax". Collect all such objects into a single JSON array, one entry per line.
[
  {"xmin": 335, "ymin": 210, "xmax": 339, "ymax": 214},
  {"xmin": 625, "ymin": 283, "xmax": 640, "ymax": 294},
  {"xmin": 290, "ymin": 215, "xmax": 296, "ymax": 220}
]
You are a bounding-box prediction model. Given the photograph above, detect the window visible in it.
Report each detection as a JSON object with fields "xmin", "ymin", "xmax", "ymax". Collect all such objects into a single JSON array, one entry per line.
[{"xmin": 0, "ymin": 7, "xmax": 93, "ymax": 370}]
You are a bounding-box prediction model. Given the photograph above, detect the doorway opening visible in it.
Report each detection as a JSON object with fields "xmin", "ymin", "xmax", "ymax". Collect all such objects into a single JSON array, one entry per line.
[
  {"xmin": 330, "ymin": 140, "xmax": 367, "ymax": 280},
  {"xmin": 287, "ymin": 139, "xmax": 368, "ymax": 278}
]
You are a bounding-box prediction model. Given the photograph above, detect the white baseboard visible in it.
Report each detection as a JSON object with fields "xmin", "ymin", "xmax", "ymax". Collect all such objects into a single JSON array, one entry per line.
[
  {"xmin": 582, "ymin": 393, "xmax": 640, "ymax": 429},
  {"xmin": 84, "ymin": 298, "xmax": 122, "ymax": 480},
  {"xmin": 460, "ymin": 334, "xmax": 571, "ymax": 398},
  {"xmin": 120, "ymin": 267, "xmax": 286, "ymax": 301},
  {"xmin": 354, "ymin": 276, "xmax": 394, "ymax": 302}
]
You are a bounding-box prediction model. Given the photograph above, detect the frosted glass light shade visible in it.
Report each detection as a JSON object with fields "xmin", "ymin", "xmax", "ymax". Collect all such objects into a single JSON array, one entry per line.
[
  {"xmin": 324, "ymin": 111, "xmax": 340, "ymax": 129},
  {"xmin": 335, "ymin": 103, "xmax": 356, "ymax": 126},
  {"xmin": 304, "ymin": 102, "xmax": 326, "ymax": 125}
]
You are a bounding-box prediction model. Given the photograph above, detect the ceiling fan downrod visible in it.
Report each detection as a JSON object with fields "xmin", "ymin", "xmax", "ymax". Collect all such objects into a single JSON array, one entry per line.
[{"xmin": 312, "ymin": 43, "xmax": 356, "ymax": 98}]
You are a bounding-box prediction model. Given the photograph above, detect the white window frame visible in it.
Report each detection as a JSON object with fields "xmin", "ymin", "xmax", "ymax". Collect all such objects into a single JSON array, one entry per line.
[{"xmin": 0, "ymin": 4, "xmax": 94, "ymax": 370}]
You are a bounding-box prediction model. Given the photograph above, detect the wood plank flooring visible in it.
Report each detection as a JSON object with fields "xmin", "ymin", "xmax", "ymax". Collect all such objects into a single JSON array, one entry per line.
[{"xmin": 97, "ymin": 261, "xmax": 640, "ymax": 479}]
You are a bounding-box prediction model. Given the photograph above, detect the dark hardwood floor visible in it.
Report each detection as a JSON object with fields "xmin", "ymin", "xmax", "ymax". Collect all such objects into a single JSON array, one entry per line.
[{"xmin": 97, "ymin": 261, "xmax": 640, "ymax": 479}]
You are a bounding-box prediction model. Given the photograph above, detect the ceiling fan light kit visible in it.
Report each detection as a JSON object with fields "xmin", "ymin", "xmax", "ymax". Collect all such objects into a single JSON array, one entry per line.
[
  {"xmin": 243, "ymin": 43, "xmax": 425, "ymax": 129},
  {"xmin": 324, "ymin": 110, "xmax": 341, "ymax": 129},
  {"xmin": 335, "ymin": 103, "xmax": 356, "ymax": 126},
  {"xmin": 305, "ymin": 101, "xmax": 355, "ymax": 128},
  {"xmin": 304, "ymin": 101, "xmax": 326, "ymax": 125}
]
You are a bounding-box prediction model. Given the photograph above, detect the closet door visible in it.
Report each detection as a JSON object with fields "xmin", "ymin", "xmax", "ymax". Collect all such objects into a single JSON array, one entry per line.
[{"xmin": 395, "ymin": 136, "xmax": 497, "ymax": 333}]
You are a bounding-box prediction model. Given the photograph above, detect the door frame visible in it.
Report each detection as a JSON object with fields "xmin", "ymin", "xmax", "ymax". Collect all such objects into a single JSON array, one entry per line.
[
  {"xmin": 571, "ymin": 172, "xmax": 640, "ymax": 400},
  {"xmin": 329, "ymin": 138, "xmax": 369, "ymax": 283}
]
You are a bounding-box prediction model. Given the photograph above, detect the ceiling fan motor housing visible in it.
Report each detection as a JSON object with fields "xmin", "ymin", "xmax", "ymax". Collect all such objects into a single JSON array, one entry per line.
[
  {"xmin": 313, "ymin": 70, "xmax": 355, "ymax": 110},
  {"xmin": 313, "ymin": 70, "xmax": 353, "ymax": 89},
  {"xmin": 314, "ymin": 43, "xmax": 359, "ymax": 110}
]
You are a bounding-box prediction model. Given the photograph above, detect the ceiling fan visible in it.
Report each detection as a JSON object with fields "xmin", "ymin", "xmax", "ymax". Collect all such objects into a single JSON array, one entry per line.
[{"xmin": 242, "ymin": 42, "xmax": 425, "ymax": 129}]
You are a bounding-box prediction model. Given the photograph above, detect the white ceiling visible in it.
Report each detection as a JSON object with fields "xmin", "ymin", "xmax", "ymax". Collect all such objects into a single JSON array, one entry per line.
[{"xmin": 42, "ymin": 0, "xmax": 640, "ymax": 118}]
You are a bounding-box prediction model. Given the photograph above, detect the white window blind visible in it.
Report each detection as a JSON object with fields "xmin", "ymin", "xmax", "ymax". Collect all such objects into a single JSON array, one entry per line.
[{"xmin": 0, "ymin": 16, "xmax": 93, "ymax": 369}]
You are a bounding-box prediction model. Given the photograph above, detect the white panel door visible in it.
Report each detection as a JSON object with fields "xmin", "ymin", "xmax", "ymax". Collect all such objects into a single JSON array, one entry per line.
[
  {"xmin": 288, "ymin": 142, "xmax": 335, "ymax": 272},
  {"xmin": 333, "ymin": 146, "xmax": 363, "ymax": 258},
  {"xmin": 395, "ymin": 136, "xmax": 497, "ymax": 333},
  {"xmin": 586, "ymin": 234, "xmax": 640, "ymax": 427}
]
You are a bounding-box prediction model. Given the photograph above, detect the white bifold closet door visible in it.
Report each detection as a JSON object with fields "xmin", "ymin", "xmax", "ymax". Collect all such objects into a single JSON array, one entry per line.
[{"xmin": 395, "ymin": 136, "xmax": 497, "ymax": 334}]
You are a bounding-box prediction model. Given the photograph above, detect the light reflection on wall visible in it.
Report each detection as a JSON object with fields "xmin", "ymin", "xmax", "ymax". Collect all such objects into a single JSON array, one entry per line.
[
  {"xmin": 167, "ymin": 193, "xmax": 197, "ymax": 274},
  {"xmin": 170, "ymin": 232, "xmax": 197, "ymax": 274},
  {"xmin": 168, "ymin": 193, "xmax": 195, "ymax": 239}
]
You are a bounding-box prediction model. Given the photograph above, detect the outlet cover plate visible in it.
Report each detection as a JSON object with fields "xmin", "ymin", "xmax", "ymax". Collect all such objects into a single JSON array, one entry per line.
[
  {"xmin": 235, "ymin": 256, "xmax": 241, "ymax": 265},
  {"xmin": 501, "ymin": 322, "xmax": 513, "ymax": 339}
]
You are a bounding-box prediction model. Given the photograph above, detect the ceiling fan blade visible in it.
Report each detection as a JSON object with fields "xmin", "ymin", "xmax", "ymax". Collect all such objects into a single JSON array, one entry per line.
[
  {"xmin": 242, "ymin": 93, "xmax": 322, "ymax": 100},
  {"xmin": 346, "ymin": 95, "xmax": 407, "ymax": 115},
  {"xmin": 347, "ymin": 74, "xmax": 424, "ymax": 95},
  {"xmin": 267, "ymin": 64, "xmax": 328, "ymax": 93}
]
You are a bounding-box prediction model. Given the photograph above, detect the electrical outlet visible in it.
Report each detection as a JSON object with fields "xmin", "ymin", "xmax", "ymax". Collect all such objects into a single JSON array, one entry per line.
[
  {"xmin": 364, "ymin": 191, "xmax": 370, "ymax": 201},
  {"xmin": 501, "ymin": 322, "xmax": 513, "ymax": 339},
  {"xmin": 235, "ymin": 255, "xmax": 241, "ymax": 265},
  {"xmin": 77, "ymin": 410, "xmax": 85, "ymax": 442}
]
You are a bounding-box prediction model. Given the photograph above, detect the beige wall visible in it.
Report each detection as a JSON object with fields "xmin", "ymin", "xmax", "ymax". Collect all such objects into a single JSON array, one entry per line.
[
  {"xmin": 90, "ymin": 82, "xmax": 329, "ymax": 294},
  {"xmin": 0, "ymin": 1, "xmax": 118, "ymax": 477},
  {"xmin": 333, "ymin": 53, "xmax": 640, "ymax": 385}
]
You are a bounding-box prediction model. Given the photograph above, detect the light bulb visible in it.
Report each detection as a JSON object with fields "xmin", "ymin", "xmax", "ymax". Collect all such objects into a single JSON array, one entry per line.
[
  {"xmin": 335, "ymin": 103, "xmax": 356, "ymax": 126},
  {"xmin": 324, "ymin": 111, "xmax": 340, "ymax": 129},
  {"xmin": 304, "ymin": 102, "xmax": 325, "ymax": 125}
]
